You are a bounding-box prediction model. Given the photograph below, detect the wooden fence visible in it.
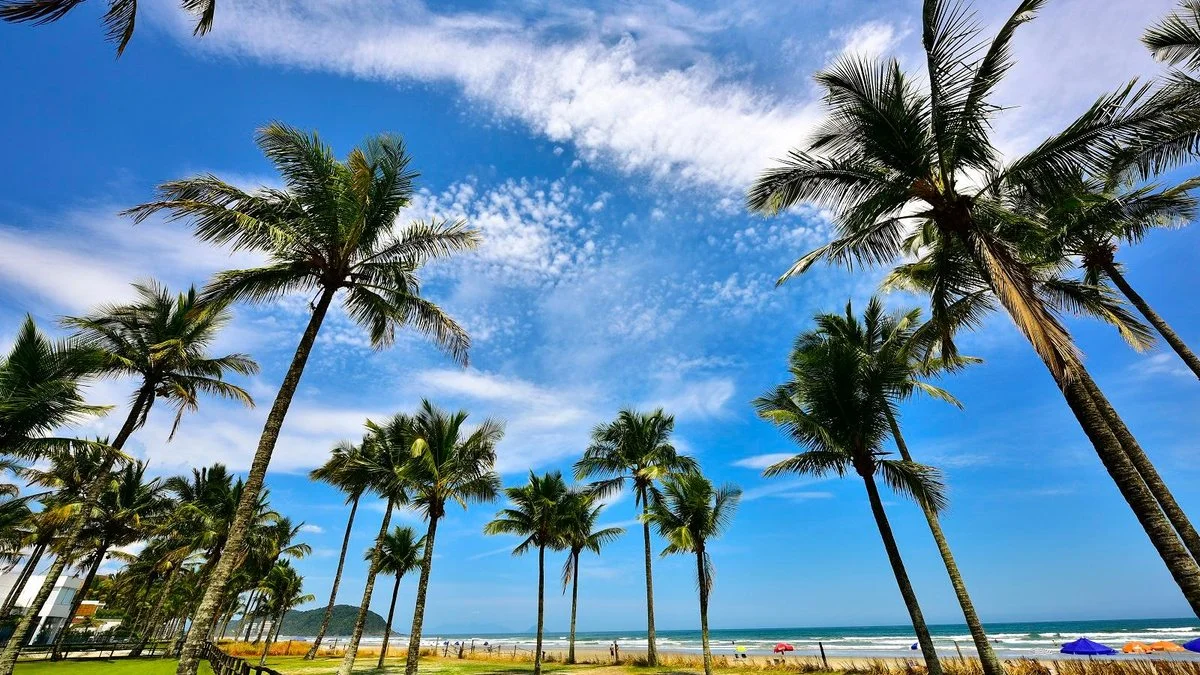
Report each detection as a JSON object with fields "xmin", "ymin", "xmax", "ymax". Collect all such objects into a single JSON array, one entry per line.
[{"xmin": 201, "ymin": 641, "xmax": 284, "ymax": 675}]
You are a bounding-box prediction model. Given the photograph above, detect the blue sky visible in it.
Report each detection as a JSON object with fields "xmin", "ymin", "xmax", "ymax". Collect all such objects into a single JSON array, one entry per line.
[{"xmin": 1, "ymin": 0, "xmax": 1199, "ymax": 635}]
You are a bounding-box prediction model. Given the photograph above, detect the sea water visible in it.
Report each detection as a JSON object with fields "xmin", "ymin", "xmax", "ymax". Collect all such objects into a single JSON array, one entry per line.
[{"xmin": 341, "ymin": 618, "xmax": 1200, "ymax": 659}]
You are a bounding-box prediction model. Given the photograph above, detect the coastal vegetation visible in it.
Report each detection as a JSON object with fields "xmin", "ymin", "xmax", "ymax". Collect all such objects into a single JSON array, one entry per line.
[{"xmin": 0, "ymin": 2, "xmax": 1199, "ymax": 675}]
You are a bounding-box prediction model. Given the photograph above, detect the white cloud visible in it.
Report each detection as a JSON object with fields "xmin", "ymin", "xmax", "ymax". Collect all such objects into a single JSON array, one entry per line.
[
  {"xmin": 155, "ymin": 0, "xmax": 824, "ymax": 191},
  {"xmin": 415, "ymin": 368, "xmax": 601, "ymax": 473},
  {"xmin": 647, "ymin": 378, "xmax": 735, "ymax": 420},
  {"xmin": 299, "ymin": 524, "xmax": 325, "ymax": 534},
  {"xmin": 411, "ymin": 178, "xmax": 611, "ymax": 286},
  {"xmin": 731, "ymin": 452, "xmax": 794, "ymax": 470},
  {"xmin": 832, "ymin": 21, "xmax": 904, "ymax": 60},
  {"xmin": 742, "ymin": 477, "xmax": 829, "ymax": 502}
]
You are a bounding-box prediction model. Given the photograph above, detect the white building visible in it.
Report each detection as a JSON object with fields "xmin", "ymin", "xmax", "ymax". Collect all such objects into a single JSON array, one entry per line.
[{"xmin": 0, "ymin": 570, "xmax": 84, "ymax": 645}]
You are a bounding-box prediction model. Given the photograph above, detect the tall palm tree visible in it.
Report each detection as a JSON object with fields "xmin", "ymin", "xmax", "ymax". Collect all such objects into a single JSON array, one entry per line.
[
  {"xmin": 305, "ymin": 441, "xmax": 374, "ymax": 660},
  {"xmin": 755, "ymin": 316, "xmax": 949, "ymax": 675},
  {"xmin": 0, "ymin": 315, "xmax": 106, "ymax": 456},
  {"xmin": 256, "ymin": 561, "xmax": 313, "ymax": 666},
  {"xmin": 559, "ymin": 492, "xmax": 623, "ymax": 664},
  {"xmin": 1032, "ymin": 167, "xmax": 1200, "ymax": 379},
  {"xmin": 645, "ymin": 473, "xmax": 740, "ymax": 675},
  {"xmin": 126, "ymin": 124, "xmax": 481, "ymax": 675},
  {"xmin": 0, "ymin": 281, "xmax": 257, "ymax": 672},
  {"xmin": 401, "ymin": 400, "xmax": 502, "ymax": 675},
  {"xmin": 573, "ymin": 408, "xmax": 697, "ymax": 666},
  {"xmin": 809, "ymin": 299, "xmax": 1006, "ymax": 675},
  {"xmin": 746, "ymin": 0, "xmax": 1200, "ymax": 612},
  {"xmin": 51, "ymin": 459, "xmax": 168, "ymax": 658},
  {"xmin": 373, "ymin": 526, "xmax": 425, "ymax": 669},
  {"xmin": 338, "ymin": 419, "xmax": 412, "ymax": 675},
  {"xmin": 0, "ymin": 0, "xmax": 216, "ymax": 56},
  {"xmin": 484, "ymin": 472, "xmax": 571, "ymax": 675}
]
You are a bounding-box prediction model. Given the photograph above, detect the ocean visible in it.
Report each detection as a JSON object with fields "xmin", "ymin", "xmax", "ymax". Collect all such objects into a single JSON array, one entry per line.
[{"xmin": 330, "ymin": 618, "xmax": 1200, "ymax": 660}]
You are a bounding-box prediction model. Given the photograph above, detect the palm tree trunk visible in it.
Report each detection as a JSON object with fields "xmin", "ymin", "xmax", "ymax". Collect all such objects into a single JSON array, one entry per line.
[
  {"xmin": 338, "ymin": 499, "xmax": 393, "ymax": 675},
  {"xmin": 260, "ymin": 608, "xmax": 286, "ymax": 666},
  {"xmin": 0, "ymin": 383, "xmax": 154, "ymax": 675},
  {"xmin": 534, "ymin": 543, "xmax": 545, "ymax": 675},
  {"xmin": 1076, "ymin": 369, "xmax": 1200, "ymax": 562},
  {"xmin": 860, "ymin": 473, "xmax": 943, "ymax": 675},
  {"xmin": 51, "ymin": 543, "xmax": 108, "ymax": 659},
  {"xmin": 130, "ymin": 564, "xmax": 181, "ymax": 657},
  {"xmin": 1058, "ymin": 373, "xmax": 1200, "ymax": 614},
  {"xmin": 307, "ymin": 494, "xmax": 360, "ymax": 660},
  {"xmin": 884, "ymin": 411, "xmax": 1004, "ymax": 675},
  {"xmin": 377, "ymin": 574, "xmax": 402, "ymax": 669},
  {"xmin": 175, "ymin": 287, "xmax": 336, "ymax": 675},
  {"xmin": 254, "ymin": 613, "xmax": 269, "ymax": 644},
  {"xmin": 964, "ymin": 235, "xmax": 1200, "ymax": 613},
  {"xmin": 404, "ymin": 515, "xmax": 439, "ymax": 675},
  {"xmin": 241, "ymin": 590, "xmax": 260, "ymax": 642},
  {"xmin": 0, "ymin": 543, "xmax": 44, "ymax": 618},
  {"xmin": 567, "ymin": 550, "xmax": 580, "ymax": 664},
  {"xmin": 1104, "ymin": 261, "xmax": 1200, "ymax": 379},
  {"xmin": 695, "ymin": 544, "xmax": 712, "ymax": 675},
  {"xmin": 639, "ymin": 491, "xmax": 658, "ymax": 666}
]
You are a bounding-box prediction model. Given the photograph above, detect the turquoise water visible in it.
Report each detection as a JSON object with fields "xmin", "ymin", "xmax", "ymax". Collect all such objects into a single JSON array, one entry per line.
[{"xmin": 387, "ymin": 618, "xmax": 1200, "ymax": 659}]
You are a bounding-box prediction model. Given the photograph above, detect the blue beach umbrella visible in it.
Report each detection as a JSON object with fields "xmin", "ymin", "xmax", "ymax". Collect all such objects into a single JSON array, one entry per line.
[
  {"xmin": 1060, "ymin": 638, "xmax": 1117, "ymax": 656},
  {"xmin": 1183, "ymin": 638, "xmax": 1200, "ymax": 653}
]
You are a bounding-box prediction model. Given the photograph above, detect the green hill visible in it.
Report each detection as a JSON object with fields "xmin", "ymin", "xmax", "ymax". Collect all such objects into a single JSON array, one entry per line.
[{"xmin": 229, "ymin": 604, "xmax": 391, "ymax": 638}]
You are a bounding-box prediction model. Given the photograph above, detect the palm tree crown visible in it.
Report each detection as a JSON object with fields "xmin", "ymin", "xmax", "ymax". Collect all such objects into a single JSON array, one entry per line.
[
  {"xmin": 64, "ymin": 281, "xmax": 257, "ymax": 437},
  {"xmin": 0, "ymin": 0, "xmax": 216, "ymax": 56},
  {"xmin": 125, "ymin": 123, "xmax": 479, "ymax": 361}
]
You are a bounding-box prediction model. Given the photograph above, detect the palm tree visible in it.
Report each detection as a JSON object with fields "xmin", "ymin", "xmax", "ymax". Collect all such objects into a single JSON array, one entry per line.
[
  {"xmin": 810, "ymin": 299, "xmax": 1007, "ymax": 675},
  {"xmin": 755, "ymin": 316, "xmax": 949, "ymax": 675},
  {"xmin": 645, "ymin": 473, "xmax": 740, "ymax": 675},
  {"xmin": 126, "ymin": 124, "xmax": 481, "ymax": 675},
  {"xmin": 51, "ymin": 459, "xmax": 168, "ymax": 658},
  {"xmin": 305, "ymin": 441, "xmax": 374, "ymax": 660},
  {"xmin": 256, "ymin": 561, "xmax": 313, "ymax": 666},
  {"xmin": 0, "ymin": 0, "xmax": 216, "ymax": 56},
  {"xmin": 573, "ymin": 408, "xmax": 697, "ymax": 666},
  {"xmin": 400, "ymin": 400, "xmax": 502, "ymax": 675},
  {"xmin": 746, "ymin": 0, "xmax": 1200, "ymax": 612},
  {"xmin": 484, "ymin": 472, "xmax": 571, "ymax": 675},
  {"xmin": 0, "ymin": 281, "xmax": 257, "ymax": 672},
  {"xmin": 373, "ymin": 527, "xmax": 425, "ymax": 669},
  {"xmin": 0, "ymin": 316, "xmax": 106, "ymax": 456},
  {"xmin": 1033, "ymin": 167, "xmax": 1200, "ymax": 379},
  {"xmin": 1145, "ymin": 2, "xmax": 1200, "ymax": 73},
  {"xmin": 559, "ymin": 492, "xmax": 623, "ymax": 664},
  {"xmin": 338, "ymin": 419, "xmax": 412, "ymax": 675}
]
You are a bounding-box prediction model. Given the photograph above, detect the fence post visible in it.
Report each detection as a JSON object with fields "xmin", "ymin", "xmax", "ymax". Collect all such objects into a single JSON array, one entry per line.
[{"xmin": 819, "ymin": 641, "xmax": 829, "ymax": 671}]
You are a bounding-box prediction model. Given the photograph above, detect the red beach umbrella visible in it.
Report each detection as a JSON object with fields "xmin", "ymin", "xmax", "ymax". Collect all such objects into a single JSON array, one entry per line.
[{"xmin": 774, "ymin": 643, "xmax": 795, "ymax": 654}]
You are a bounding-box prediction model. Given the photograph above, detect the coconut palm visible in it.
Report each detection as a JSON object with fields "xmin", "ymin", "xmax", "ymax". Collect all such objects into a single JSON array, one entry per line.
[
  {"xmin": 573, "ymin": 408, "xmax": 697, "ymax": 666},
  {"xmin": 51, "ymin": 460, "xmax": 168, "ymax": 658},
  {"xmin": 484, "ymin": 472, "xmax": 572, "ymax": 675},
  {"xmin": 1146, "ymin": 2, "xmax": 1200, "ymax": 72},
  {"xmin": 755, "ymin": 317, "xmax": 949, "ymax": 675},
  {"xmin": 305, "ymin": 441, "xmax": 374, "ymax": 659},
  {"xmin": 0, "ymin": 281, "xmax": 257, "ymax": 672},
  {"xmin": 338, "ymin": 419, "xmax": 413, "ymax": 675},
  {"xmin": 0, "ymin": 0, "xmax": 216, "ymax": 56},
  {"xmin": 1031, "ymin": 166, "xmax": 1200, "ymax": 379},
  {"xmin": 256, "ymin": 561, "xmax": 313, "ymax": 666},
  {"xmin": 810, "ymin": 298, "xmax": 1008, "ymax": 675},
  {"xmin": 400, "ymin": 400, "xmax": 502, "ymax": 675},
  {"xmin": 373, "ymin": 526, "xmax": 425, "ymax": 669},
  {"xmin": 746, "ymin": 0, "xmax": 1200, "ymax": 612},
  {"xmin": 559, "ymin": 492, "xmax": 624, "ymax": 664},
  {"xmin": 0, "ymin": 316, "xmax": 106, "ymax": 456},
  {"xmin": 645, "ymin": 472, "xmax": 740, "ymax": 675},
  {"xmin": 125, "ymin": 124, "xmax": 480, "ymax": 675}
]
